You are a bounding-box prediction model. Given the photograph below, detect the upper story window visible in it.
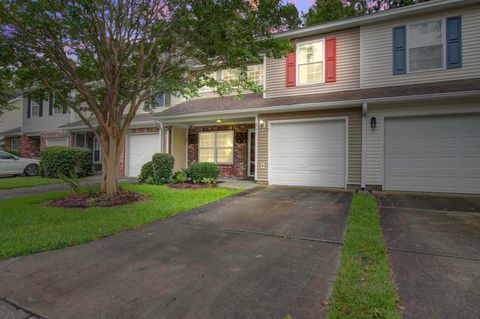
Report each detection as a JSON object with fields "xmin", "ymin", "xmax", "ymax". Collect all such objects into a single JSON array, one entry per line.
[
  {"xmin": 247, "ymin": 64, "xmax": 264, "ymax": 86},
  {"xmin": 31, "ymin": 101, "xmax": 40, "ymax": 117},
  {"xmin": 297, "ymin": 40, "xmax": 324, "ymax": 85},
  {"xmin": 152, "ymin": 93, "xmax": 165, "ymax": 108},
  {"xmin": 199, "ymin": 71, "xmax": 217, "ymax": 93},
  {"xmin": 222, "ymin": 65, "xmax": 264, "ymax": 86},
  {"xmin": 408, "ymin": 20, "xmax": 444, "ymax": 72}
]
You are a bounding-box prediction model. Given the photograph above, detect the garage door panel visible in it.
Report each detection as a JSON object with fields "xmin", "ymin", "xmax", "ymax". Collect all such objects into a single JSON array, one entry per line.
[
  {"xmin": 385, "ymin": 114, "xmax": 480, "ymax": 194},
  {"xmin": 270, "ymin": 119, "xmax": 345, "ymax": 188},
  {"xmin": 127, "ymin": 134, "xmax": 159, "ymax": 177}
]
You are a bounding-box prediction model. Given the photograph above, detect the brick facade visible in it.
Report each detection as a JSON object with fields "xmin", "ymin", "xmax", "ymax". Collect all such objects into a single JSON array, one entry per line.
[
  {"xmin": 40, "ymin": 131, "xmax": 68, "ymax": 148},
  {"xmin": 118, "ymin": 127, "xmax": 160, "ymax": 176},
  {"xmin": 188, "ymin": 124, "xmax": 255, "ymax": 179},
  {"xmin": 3, "ymin": 136, "xmax": 20, "ymax": 154},
  {"xmin": 19, "ymin": 135, "xmax": 41, "ymax": 158}
]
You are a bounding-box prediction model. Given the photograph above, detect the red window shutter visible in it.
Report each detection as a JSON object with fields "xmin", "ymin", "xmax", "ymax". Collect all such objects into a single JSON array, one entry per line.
[
  {"xmin": 325, "ymin": 38, "xmax": 336, "ymax": 82},
  {"xmin": 285, "ymin": 51, "xmax": 296, "ymax": 87}
]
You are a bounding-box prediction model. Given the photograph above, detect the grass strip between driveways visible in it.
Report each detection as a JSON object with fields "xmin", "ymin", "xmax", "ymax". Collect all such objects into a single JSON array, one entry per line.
[
  {"xmin": 0, "ymin": 176, "xmax": 64, "ymax": 190},
  {"xmin": 327, "ymin": 194, "xmax": 400, "ymax": 319},
  {"xmin": 0, "ymin": 184, "xmax": 241, "ymax": 260}
]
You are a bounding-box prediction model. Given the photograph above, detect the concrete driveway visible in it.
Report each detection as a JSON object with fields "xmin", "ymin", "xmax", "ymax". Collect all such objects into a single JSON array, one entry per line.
[
  {"xmin": 377, "ymin": 192, "xmax": 480, "ymax": 319},
  {"xmin": 0, "ymin": 187, "xmax": 352, "ymax": 319}
]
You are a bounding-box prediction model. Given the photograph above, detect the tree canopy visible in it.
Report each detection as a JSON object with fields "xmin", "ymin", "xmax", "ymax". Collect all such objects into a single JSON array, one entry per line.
[
  {"xmin": 304, "ymin": 0, "xmax": 430, "ymax": 26},
  {"xmin": 0, "ymin": 0, "xmax": 299, "ymax": 193}
]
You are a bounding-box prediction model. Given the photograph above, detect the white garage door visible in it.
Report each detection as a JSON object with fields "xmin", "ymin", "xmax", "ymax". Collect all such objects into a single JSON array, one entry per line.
[
  {"xmin": 269, "ymin": 119, "xmax": 346, "ymax": 188},
  {"xmin": 127, "ymin": 134, "xmax": 159, "ymax": 177},
  {"xmin": 385, "ymin": 114, "xmax": 480, "ymax": 194},
  {"xmin": 45, "ymin": 138, "xmax": 68, "ymax": 146}
]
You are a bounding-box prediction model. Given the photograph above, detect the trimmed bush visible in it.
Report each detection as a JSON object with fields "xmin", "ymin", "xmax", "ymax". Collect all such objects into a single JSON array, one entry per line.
[
  {"xmin": 172, "ymin": 170, "xmax": 187, "ymax": 184},
  {"xmin": 139, "ymin": 153, "xmax": 174, "ymax": 184},
  {"xmin": 189, "ymin": 162, "xmax": 220, "ymax": 184},
  {"xmin": 138, "ymin": 161, "xmax": 154, "ymax": 183},
  {"xmin": 40, "ymin": 146, "xmax": 92, "ymax": 178},
  {"xmin": 7, "ymin": 150, "xmax": 21, "ymax": 157}
]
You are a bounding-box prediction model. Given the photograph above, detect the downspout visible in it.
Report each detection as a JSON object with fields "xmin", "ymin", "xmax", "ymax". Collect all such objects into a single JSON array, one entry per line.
[
  {"xmin": 155, "ymin": 120, "xmax": 164, "ymax": 153},
  {"xmin": 361, "ymin": 103, "xmax": 367, "ymax": 191}
]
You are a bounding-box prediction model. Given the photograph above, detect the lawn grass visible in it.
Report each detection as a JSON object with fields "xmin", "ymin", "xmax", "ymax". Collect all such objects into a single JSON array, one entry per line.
[
  {"xmin": 0, "ymin": 176, "xmax": 63, "ymax": 190},
  {"xmin": 0, "ymin": 184, "xmax": 241, "ymax": 259},
  {"xmin": 327, "ymin": 194, "xmax": 400, "ymax": 319}
]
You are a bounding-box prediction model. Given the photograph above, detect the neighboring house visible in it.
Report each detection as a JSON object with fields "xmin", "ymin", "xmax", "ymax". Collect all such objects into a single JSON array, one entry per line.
[
  {"xmin": 146, "ymin": 0, "xmax": 479, "ymax": 195},
  {"xmin": 0, "ymin": 94, "xmax": 23, "ymax": 152}
]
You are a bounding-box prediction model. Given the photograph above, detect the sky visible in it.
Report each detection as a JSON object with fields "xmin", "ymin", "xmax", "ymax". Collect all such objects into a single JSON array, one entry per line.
[{"xmin": 290, "ymin": 0, "xmax": 316, "ymax": 13}]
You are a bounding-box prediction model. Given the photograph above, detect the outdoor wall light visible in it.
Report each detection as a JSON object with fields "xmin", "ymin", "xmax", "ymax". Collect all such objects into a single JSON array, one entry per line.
[
  {"xmin": 370, "ymin": 116, "xmax": 377, "ymax": 129},
  {"xmin": 259, "ymin": 119, "xmax": 266, "ymax": 128},
  {"xmin": 216, "ymin": 119, "xmax": 222, "ymax": 123}
]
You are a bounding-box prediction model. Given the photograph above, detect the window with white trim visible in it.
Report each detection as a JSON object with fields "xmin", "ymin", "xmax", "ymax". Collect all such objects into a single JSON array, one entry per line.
[
  {"xmin": 198, "ymin": 131, "xmax": 234, "ymax": 164},
  {"xmin": 408, "ymin": 20, "xmax": 444, "ymax": 72},
  {"xmin": 221, "ymin": 69, "xmax": 241, "ymax": 83},
  {"xmin": 199, "ymin": 71, "xmax": 217, "ymax": 93},
  {"xmin": 247, "ymin": 64, "xmax": 264, "ymax": 86},
  {"xmin": 297, "ymin": 40, "xmax": 324, "ymax": 84},
  {"xmin": 31, "ymin": 101, "xmax": 40, "ymax": 117},
  {"xmin": 152, "ymin": 93, "xmax": 165, "ymax": 108},
  {"xmin": 10, "ymin": 138, "xmax": 19, "ymax": 151}
]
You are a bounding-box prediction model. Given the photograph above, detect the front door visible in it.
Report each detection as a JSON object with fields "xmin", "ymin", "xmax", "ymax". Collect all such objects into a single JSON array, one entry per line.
[{"xmin": 247, "ymin": 129, "xmax": 255, "ymax": 177}]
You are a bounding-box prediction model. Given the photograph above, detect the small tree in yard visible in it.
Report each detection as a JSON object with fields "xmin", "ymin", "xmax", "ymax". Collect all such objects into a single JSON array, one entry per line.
[{"xmin": 0, "ymin": 0, "xmax": 299, "ymax": 193}]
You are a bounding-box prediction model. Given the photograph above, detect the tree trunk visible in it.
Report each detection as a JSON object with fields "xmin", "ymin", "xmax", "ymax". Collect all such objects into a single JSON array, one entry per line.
[{"xmin": 100, "ymin": 129, "xmax": 124, "ymax": 194}]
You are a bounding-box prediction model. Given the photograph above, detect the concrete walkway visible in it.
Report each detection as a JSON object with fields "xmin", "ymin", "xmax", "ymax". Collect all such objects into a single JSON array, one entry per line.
[{"xmin": 0, "ymin": 187, "xmax": 352, "ymax": 319}]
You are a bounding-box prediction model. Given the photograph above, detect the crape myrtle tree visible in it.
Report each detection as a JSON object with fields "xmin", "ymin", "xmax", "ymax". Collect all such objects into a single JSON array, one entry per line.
[{"xmin": 0, "ymin": 0, "xmax": 299, "ymax": 193}]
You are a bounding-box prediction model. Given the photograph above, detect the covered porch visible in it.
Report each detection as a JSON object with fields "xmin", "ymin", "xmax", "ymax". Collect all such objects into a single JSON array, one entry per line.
[{"xmin": 160, "ymin": 116, "xmax": 257, "ymax": 180}]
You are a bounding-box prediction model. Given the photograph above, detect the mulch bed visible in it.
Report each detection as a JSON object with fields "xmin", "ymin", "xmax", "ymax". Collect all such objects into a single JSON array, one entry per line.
[
  {"xmin": 166, "ymin": 183, "xmax": 214, "ymax": 190},
  {"xmin": 45, "ymin": 190, "xmax": 149, "ymax": 209}
]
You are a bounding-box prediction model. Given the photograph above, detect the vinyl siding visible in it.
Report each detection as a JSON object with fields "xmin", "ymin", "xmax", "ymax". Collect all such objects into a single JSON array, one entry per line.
[
  {"xmin": 360, "ymin": 5, "xmax": 480, "ymax": 88},
  {"xmin": 172, "ymin": 126, "xmax": 187, "ymax": 171},
  {"xmin": 22, "ymin": 98, "xmax": 71, "ymax": 134},
  {"xmin": 257, "ymin": 108, "xmax": 362, "ymax": 185},
  {"xmin": 365, "ymin": 98, "xmax": 480, "ymax": 187},
  {"xmin": 265, "ymin": 28, "xmax": 360, "ymax": 98},
  {"xmin": 0, "ymin": 99, "xmax": 22, "ymax": 133}
]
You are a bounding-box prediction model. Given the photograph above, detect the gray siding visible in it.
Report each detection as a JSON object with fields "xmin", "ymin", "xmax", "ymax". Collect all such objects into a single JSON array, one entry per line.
[
  {"xmin": 22, "ymin": 98, "xmax": 71, "ymax": 134},
  {"xmin": 265, "ymin": 28, "xmax": 360, "ymax": 98},
  {"xmin": 360, "ymin": 5, "xmax": 480, "ymax": 88}
]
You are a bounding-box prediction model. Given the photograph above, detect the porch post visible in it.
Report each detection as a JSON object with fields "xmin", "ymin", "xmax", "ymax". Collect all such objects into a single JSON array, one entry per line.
[
  {"xmin": 255, "ymin": 114, "xmax": 259, "ymax": 181},
  {"xmin": 158, "ymin": 122, "xmax": 164, "ymax": 153}
]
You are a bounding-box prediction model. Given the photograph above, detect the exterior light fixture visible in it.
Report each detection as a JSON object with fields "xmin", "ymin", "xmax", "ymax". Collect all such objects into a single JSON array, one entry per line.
[
  {"xmin": 370, "ymin": 116, "xmax": 377, "ymax": 129},
  {"xmin": 216, "ymin": 119, "xmax": 222, "ymax": 123},
  {"xmin": 259, "ymin": 119, "xmax": 265, "ymax": 128}
]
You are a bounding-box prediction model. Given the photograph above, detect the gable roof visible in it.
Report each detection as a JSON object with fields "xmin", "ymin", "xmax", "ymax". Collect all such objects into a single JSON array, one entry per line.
[
  {"xmin": 275, "ymin": 0, "xmax": 477, "ymax": 40},
  {"xmin": 0, "ymin": 126, "xmax": 22, "ymax": 136},
  {"xmin": 157, "ymin": 78, "xmax": 480, "ymax": 119}
]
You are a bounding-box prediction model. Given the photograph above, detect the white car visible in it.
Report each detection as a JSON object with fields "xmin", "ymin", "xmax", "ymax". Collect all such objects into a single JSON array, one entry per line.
[{"xmin": 0, "ymin": 151, "xmax": 40, "ymax": 176}]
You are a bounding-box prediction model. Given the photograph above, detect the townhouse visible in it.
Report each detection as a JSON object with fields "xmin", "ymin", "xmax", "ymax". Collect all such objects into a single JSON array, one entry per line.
[{"xmin": 151, "ymin": 0, "xmax": 480, "ymax": 194}]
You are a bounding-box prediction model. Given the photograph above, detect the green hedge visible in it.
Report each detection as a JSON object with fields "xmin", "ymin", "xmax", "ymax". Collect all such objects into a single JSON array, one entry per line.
[
  {"xmin": 40, "ymin": 146, "xmax": 92, "ymax": 178},
  {"xmin": 189, "ymin": 162, "xmax": 220, "ymax": 184},
  {"xmin": 139, "ymin": 153, "xmax": 174, "ymax": 184}
]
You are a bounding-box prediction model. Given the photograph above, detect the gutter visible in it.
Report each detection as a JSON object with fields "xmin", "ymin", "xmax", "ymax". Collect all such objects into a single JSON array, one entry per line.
[{"xmin": 155, "ymin": 90, "xmax": 480, "ymax": 122}]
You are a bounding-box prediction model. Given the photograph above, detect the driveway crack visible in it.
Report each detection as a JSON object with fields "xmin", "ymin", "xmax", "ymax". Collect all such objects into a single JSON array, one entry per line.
[{"xmin": 387, "ymin": 247, "xmax": 480, "ymax": 262}]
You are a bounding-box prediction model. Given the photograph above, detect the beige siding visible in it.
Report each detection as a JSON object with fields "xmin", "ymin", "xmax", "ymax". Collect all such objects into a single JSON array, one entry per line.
[
  {"xmin": 360, "ymin": 5, "xmax": 480, "ymax": 88},
  {"xmin": 366, "ymin": 99, "xmax": 480, "ymax": 187},
  {"xmin": 172, "ymin": 126, "xmax": 187, "ymax": 171},
  {"xmin": 257, "ymin": 108, "xmax": 362, "ymax": 185},
  {"xmin": 265, "ymin": 28, "xmax": 360, "ymax": 98}
]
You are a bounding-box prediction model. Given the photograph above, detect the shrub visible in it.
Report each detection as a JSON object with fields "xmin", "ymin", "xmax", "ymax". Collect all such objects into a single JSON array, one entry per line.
[
  {"xmin": 172, "ymin": 170, "xmax": 187, "ymax": 184},
  {"xmin": 139, "ymin": 153, "xmax": 174, "ymax": 184},
  {"xmin": 40, "ymin": 146, "xmax": 92, "ymax": 178},
  {"xmin": 138, "ymin": 161, "xmax": 154, "ymax": 183},
  {"xmin": 189, "ymin": 162, "xmax": 220, "ymax": 184},
  {"xmin": 7, "ymin": 150, "xmax": 21, "ymax": 157}
]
